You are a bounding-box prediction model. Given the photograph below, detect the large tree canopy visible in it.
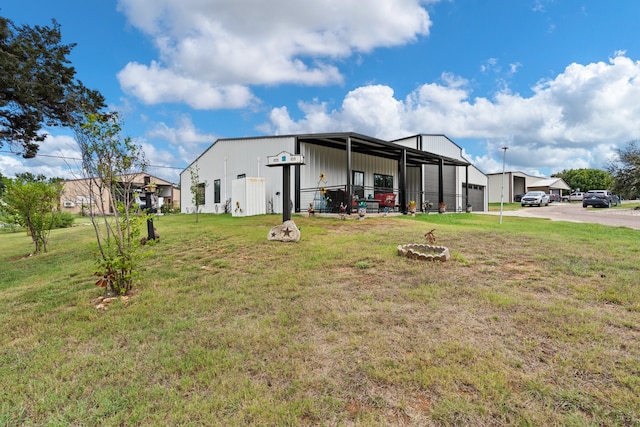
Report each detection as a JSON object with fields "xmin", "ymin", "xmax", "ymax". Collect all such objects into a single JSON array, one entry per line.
[
  {"xmin": 607, "ymin": 140, "xmax": 640, "ymax": 200},
  {"xmin": 551, "ymin": 168, "xmax": 614, "ymax": 193},
  {"xmin": 0, "ymin": 16, "xmax": 104, "ymax": 158}
]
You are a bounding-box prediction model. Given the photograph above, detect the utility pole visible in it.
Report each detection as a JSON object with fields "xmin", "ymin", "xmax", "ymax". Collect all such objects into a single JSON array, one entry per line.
[
  {"xmin": 143, "ymin": 176, "xmax": 156, "ymax": 241},
  {"xmin": 499, "ymin": 146, "xmax": 508, "ymax": 224}
]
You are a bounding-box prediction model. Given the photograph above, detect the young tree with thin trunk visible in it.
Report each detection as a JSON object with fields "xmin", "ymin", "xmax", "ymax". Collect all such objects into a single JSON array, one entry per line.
[
  {"xmin": 189, "ymin": 163, "xmax": 207, "ymax": 223},
  {"xmin": 74, "ymin": 112, "xmax": 149, "ymax": 295}
]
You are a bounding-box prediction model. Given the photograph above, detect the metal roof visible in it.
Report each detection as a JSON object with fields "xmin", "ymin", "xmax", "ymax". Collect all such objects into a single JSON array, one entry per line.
[
  {"xmin": 529, "ymin": 177, "xmax": 571, "ymax": 190},
  {"xmin": 294, "ymin": 132, "xmax": 470, "ymax": 167}
]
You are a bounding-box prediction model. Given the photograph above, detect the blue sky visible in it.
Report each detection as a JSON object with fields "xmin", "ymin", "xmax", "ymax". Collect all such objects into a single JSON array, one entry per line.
[{"xmin": 2, "ymin": 0, "xmax": 640, "ymax": 184}]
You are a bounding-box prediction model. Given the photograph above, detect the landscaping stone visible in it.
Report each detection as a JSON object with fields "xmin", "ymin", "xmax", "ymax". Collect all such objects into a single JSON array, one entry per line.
[
  {"xmin": 397, "ymin": 244, "xmax": 450, "ymax": 261},
  {"xmin": 268, "ymin": 220, "xmax": 301, "ymax": 242}
]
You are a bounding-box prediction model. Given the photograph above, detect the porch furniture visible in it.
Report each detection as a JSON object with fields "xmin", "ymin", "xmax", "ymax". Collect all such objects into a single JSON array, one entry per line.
[{"xmin": 373, "ymin": 193, "xmax": 396, "ymax": 208}]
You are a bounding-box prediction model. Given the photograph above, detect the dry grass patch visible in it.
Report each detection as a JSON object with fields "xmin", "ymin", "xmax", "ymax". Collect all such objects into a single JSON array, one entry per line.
[{"xmin": 1, "ymin": 213, "xmax": 639, "ymax": 425}]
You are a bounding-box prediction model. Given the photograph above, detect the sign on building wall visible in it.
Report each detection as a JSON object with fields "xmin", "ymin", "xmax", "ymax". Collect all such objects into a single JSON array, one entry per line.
[{"xmin": 266, "ymin": 151, "xmax": 305, "ymax": 166}]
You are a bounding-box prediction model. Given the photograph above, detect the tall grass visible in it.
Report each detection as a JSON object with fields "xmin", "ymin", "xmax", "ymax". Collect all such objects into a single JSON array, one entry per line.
[{"xmin": 1, "ymin": 212, "xmax": 639, "ymax": 426}]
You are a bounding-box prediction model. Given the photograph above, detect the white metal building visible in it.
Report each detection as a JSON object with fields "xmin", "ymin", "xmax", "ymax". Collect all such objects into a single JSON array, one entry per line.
[
  {"xmin": 180, "ymin": 132, "xmax": 488, "ymax": 215},
  {"xmin": 487, "ymin": 171, "xmax": 571, "ymax": 202}
]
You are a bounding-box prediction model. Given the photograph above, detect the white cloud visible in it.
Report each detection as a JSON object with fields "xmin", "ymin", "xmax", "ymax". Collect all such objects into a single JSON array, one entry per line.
[
  {"xmin": 116, "ymin": 0, "xmax": 434, "ymax": 108},
  {"xmin": 267, "ymin": 53, "xmax": 640, "ymax": 174},
  {"xmin": 147, "ymin": 115, "xmax": 216, "ymax": 145},
  {"xmin": 118, "ymin": 62, "xmax": 256, "ymax": 109},
  {"xmin": 139, "ymin": 115, "xmax": 218, "ymax": 182},
  {"xmin": 0, "ymin": 129, "xmax": 186, "ymax": 184},
  {"xmin": 0, "ymin": 134, "xmax": 84, "ymax": 180}
]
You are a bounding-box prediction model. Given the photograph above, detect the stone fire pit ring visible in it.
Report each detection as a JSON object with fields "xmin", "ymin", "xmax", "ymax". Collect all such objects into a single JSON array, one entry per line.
[{"xmin": 397, "ymin": 244, "xmax": 450, "ymax": 261}]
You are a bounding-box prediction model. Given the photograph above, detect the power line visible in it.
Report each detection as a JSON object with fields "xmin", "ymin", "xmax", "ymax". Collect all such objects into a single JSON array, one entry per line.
[{"xmin": 0, "ymin": 150, "xmax": 186, "ymax": 170}]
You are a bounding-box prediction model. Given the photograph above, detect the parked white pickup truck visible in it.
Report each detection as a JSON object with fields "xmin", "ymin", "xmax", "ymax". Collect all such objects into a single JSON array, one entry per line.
[{"xmin": 561, "ymin": 192, "xmax": 584, "ymax": 202}]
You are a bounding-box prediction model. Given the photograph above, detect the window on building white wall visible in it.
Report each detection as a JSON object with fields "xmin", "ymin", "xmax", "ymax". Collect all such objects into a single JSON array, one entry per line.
[
  {"xmin": 197, "ymin": 183, "xmax": 206, "ymax": 205},
  {"xmin": 353, "ymin": 170, "xmax": 364, "ymax": 199},
  {"xmin": 214, "ymin": 179, "xmax": 221, "ymax": 204},
  {"xmin": 374, "ymin": 174, "xmax": 393, "ymax": 194}
]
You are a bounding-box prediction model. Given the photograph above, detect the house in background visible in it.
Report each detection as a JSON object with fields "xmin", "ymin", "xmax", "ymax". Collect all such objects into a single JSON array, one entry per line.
[
  {"xmin": 61, "ymin": 174, "xmax": 180, "ymax": 215},
  {"xmin": 487, "ymin": 171, "xmax": 570, "ymax": 203},
  {"xmin": 180, "ymin": 132, "xmax": 488, "ymax": 215}
]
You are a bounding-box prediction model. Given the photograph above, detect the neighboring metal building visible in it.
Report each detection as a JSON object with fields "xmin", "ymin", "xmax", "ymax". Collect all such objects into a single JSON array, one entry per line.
[
  {"xmin": 180, "ymin": 132, "xmax": 488, "ymax": 215},
  {"xmin": 487, "ymin": 171, "xmax": 571, "ymax": 203}
]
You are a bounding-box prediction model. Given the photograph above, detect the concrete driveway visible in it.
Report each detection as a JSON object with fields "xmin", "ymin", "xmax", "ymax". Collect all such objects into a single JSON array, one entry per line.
[{"xmin": 479, "ymin": 202, "xmax": 640, "ymax": 230}]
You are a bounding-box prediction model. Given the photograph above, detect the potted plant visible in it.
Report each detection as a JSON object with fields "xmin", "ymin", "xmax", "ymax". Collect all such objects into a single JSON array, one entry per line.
[
  {"xmin": 438, "ymin": 202, "xmax": 446, "ymax": 214},
  {"xmin": 358, "ymin": 200, "xmax": 367, "ymax": 220},
  {"xmin": 408, "ymin": 200, "xmax": 417, "ymax": 216}
]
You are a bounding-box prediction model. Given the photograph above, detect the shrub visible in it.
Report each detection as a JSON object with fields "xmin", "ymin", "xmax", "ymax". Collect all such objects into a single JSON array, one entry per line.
[{"xmin": 52, "ymin": 211, "xmax": 75, "ymax": 229}]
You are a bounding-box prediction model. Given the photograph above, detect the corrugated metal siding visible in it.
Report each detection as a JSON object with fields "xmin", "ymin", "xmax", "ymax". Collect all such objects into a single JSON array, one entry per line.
[
  {"xmin": 464, "ymin": 183, "xmax": 486, "ymax": 212},
  {"xmin": 299, "ymin": 144, "xmax": 347, "ymax": 210},
  {"xmin": 422, "ymin": 164, "xmax": 458, "ymax": 210},
  {"xmin": 468, "ymin": 165, "xmax": 487, "ymax": 184},
  {"xmin": 299, "ymin": 143, "xmax": 399, "ymax": 210},
  {"xmin": 394, "ymin": 135, "xmax": 488, "ymax": 211},
  {"xmin": 180, "ymin": 133, "xmax": 490, "ymax": 214},
  {"xmin": 487, "ymin": 172, "xmax": 531, "ymax": 203},
  {"xmin": 443, "ymin": 166, "xmax": 457, "ymax": 209},
  {"xmin": 392, "ymin": 136, "xmax": 419, "ymax": 149},
  {"xmin": 394, "ymin": 135, "xmax": 465, "ymax": 161},
  {"xmin": 420, "ymin": 135, "xmax": 465, "ymax": 160},
  {"xmin": 231, "ymin": 177, "xmax": 266, "ymax": 217},
  {"xmin": 181, "ymin": 136, "xmax": 296, "ymax": 213},
  {"xmin": 423, "ymin": 165, "xmax": 439, "ymax": 206},
  {"xmin": 404, "ymin": 166, "xmax": 420, "ymax": 205}
]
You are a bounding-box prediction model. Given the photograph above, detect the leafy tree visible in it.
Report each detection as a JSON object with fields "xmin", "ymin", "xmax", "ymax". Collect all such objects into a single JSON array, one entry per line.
[
  {"xmin": 0, "ymin": 171, "xmax": 6, "ymax": 196},
  {"xmin": 189, "ymin": 163, "xmax": 207, "ymax": 223},
  {"xmin": 74, "ymin": 112, "xmax": 149, "ymax": 295},
  {"xmin": 2, "ymin": 173, "xmax": 63, "ymax": 253},
  {"xmin": 0, "ymin": 16, "xmax": 105, "ymax": 158},
  {"xmin": 607, "ymin": 140, "xmax": 640, "ymax": 200},
  {"xmin": 551, "ymin": 168, "xmax": 614, "ymax": 193}
]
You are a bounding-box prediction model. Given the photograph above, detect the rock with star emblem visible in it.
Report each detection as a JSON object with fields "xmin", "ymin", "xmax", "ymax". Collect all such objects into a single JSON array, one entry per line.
[{"xmin": 267, "ymin": 220, "xmax": 301, "ymax": 242}]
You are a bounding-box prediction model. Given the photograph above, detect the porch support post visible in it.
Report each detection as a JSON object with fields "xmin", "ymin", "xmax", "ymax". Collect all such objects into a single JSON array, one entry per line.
[
  {"xmin": 465, "ymin": 165, "xmax": 469, "ymax": 207},
  {"xmin": 419, "ymin": 135, "xmax": 424, "ymax": 211},
  {"xmin": 399, "ymin": 149, "xmax": 407, "ymax": 213},
  {"xmin": 438, "ymin": 158, "xmax": 444, "ymax": 205},
  {"xmin": 295, "ymin": 138, "xmax": 301, "ymax": 213},
  {"xmin": 282, "ymin": 165, "xmax": 291, "ymax": 222},
  {"xmin": 346, "ymin": 136, "xmax": 353, "ymax": 215}
]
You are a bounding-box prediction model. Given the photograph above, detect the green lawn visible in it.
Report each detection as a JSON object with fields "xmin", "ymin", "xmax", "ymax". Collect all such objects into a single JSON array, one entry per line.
[{"xmin": 1, "ymin": 212, "xmax": 639, "ymax": 426}]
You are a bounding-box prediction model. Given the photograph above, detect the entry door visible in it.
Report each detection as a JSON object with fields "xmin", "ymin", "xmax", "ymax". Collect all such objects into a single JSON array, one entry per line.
[{"xmin": 353, "ymin": 170, "xmax": 364, "ymax": 199}]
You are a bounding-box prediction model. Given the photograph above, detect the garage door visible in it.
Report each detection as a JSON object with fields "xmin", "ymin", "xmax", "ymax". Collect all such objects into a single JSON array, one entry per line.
[{"xmin": 465, "ymin": 183, "xmax": 485, "ymax": 212}]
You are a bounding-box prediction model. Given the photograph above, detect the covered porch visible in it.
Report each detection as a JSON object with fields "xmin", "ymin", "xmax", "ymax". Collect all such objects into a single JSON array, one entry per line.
[{"xmin": 293, "ymin": 133, "xmax": 471, "ymax": 214}]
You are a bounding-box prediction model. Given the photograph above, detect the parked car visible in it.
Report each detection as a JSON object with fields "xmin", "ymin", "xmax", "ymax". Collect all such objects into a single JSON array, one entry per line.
[
  {"xmin": 561, "ymin": 192, "xmax": 584, "ymax": 202},
  {"xmin": 582, "ymin": 190, "xmax": 619, "ymax": 208},
  {"xmin": 514, "ymin": 194, "xmax": 524, "ymax": 202},
  {"xmin": 521, "ymin": 191, "xmax": 550, "ymax": 207},
  {"xmin": 548, "ymin": 193, "xmax": 560, "ymax": 203}
]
